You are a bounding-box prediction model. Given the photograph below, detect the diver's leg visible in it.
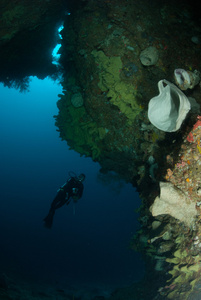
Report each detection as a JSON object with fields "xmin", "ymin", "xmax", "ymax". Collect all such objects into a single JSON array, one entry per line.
[
  {"xmin": 54, "ymin": 192, "xmax": 68, "ymax": 209},
  {"xmin": 50, "ymin": 191, "xmax": 64, "ymax": 210},
  {"xmin": 43, "ymin": 191, "xmax": 63, "ymax": 228},
  {"xmin": 43, "ymin": 209, "xmax": 55, "ymax": 229}
]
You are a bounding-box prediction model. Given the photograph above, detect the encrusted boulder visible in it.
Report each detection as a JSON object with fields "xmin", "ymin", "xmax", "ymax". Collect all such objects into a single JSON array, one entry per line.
[{"xmin": 150, "ymin": 182, "xmax": 198, "ymax": 227}]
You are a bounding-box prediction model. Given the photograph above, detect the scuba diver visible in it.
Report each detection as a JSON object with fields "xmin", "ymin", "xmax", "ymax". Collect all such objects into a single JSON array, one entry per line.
[{"xmin": 43, "ymin": 173, "xmax": 85, "ymax": 229}]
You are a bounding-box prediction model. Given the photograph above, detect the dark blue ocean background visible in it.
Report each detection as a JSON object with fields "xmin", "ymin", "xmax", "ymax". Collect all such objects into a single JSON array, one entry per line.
[{"xmin": 0, "ymin": 77, "xmax": 144, "ymax": 294}]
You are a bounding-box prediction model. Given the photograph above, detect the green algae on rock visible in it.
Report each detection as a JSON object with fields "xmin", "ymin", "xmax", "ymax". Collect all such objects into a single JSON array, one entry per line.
[
  {"xmin": 91, "ymin": 50, "xmax": 142, "ymax": 124},
  {"xmin": 55, "ymin": 92, "xmax": 106, "ymax": 160}
]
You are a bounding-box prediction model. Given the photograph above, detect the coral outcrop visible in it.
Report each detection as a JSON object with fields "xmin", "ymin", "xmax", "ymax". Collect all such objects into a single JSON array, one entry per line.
[{"xmin": 150, "ymin": 182, "xmax": 198, "ymax": 226}]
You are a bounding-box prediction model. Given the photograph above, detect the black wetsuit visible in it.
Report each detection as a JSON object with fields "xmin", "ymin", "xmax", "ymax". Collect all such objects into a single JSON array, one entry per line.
[{"xmin": 43, "ymin": 177, "xmax": 84, "ymax": 228}]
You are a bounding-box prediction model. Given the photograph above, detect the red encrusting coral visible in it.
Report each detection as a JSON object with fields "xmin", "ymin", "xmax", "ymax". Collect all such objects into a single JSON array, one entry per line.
[
  {"xmin": 186, "ymin": 132, "xmax": 194, "ymax": 143},
  {"xmin": 193, "ymin": 116, "xmax": 201, "ymax": 131},
  {"xmin": 186, "ymin": 116, "xmax": 201, "ymax": 143}
]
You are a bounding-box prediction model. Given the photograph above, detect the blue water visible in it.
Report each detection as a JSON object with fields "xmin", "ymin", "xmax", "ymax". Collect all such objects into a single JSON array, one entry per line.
[{"xmin": 0, "ymin": 77, "xmax": 144, "ymax": 292}]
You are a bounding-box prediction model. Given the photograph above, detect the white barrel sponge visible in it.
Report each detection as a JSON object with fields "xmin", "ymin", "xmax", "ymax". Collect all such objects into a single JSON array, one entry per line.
[
  {"xmin": 140, "ymin": 46, "xmax": 159, "ymax": 66},
  {"xmin": 174, "ymin": 68, "xmax": 200, "ymax": 90},
  {"xmin": 70, "ymin": 92, "xmax": 84, "ymax": 108},
  {"xmin": 148, "ymin": 79, "xmax": 191, "ymax": 132}
]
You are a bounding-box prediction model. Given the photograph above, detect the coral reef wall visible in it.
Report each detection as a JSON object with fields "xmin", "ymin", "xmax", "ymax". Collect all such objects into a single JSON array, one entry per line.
[
  {"xmin": 56, "ymin": 0, "xmax": 201, "ymax": 298},
  {"xmin": 1, "ymin": 0, "xmax": 201, "ymax": 298}
]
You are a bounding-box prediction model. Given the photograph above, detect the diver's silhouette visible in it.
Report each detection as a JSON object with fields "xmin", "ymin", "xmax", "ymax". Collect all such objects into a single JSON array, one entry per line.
[{"xmin": 43, "ymin": 173, "xmax": 85, "ymax": 228}]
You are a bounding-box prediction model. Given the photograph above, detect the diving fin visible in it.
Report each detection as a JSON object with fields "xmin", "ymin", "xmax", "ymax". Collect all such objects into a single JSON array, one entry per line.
[{"xmin": 43, "ymin": 210, "xmax": 55, "ymax": 229}]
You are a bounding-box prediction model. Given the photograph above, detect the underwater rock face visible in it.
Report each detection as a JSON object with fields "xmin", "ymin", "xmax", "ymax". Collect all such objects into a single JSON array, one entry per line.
[
  {"xmin": 0, "ymin": 1, "xmax": 56, "ymax": 43},
  {"xmin": 150, "ymin": 182, "xmax": 198, "ymax": 227},
  {"xmin": 0, "ymin": 0, "xmax": 64, "ymax": 86},
  {"xmin": 56, "ymin": 11, "xmax": 201, "ymax": 300}
]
